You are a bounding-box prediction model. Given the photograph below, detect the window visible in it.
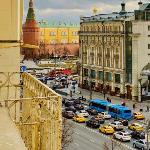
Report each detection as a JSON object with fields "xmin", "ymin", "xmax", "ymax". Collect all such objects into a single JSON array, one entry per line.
[
  {"xmin": 61, "ymin": 31, "xmax": 67, "ymax": 36},
  {"xmin": 105, "ymin": 72, "xmax": 112, "ymax": 81},
  {"xmin": 148, "ymin": 44, "xmax": 150, "ymax": 49},
  {"xmin": 148, "ymin": 25, "xmax": 150, "ymax": 31},
  {"xmin": 115, "ymin": 74, "xmax": 121, "ymax": 83},
  {"xmin": 98, "ymin": 71, "xmax": 103, "ymax": 80},
  {"xmin": 72, "ymin": 31, "xmax": 78, "ymax": 36},
  {"xmin": 124, "ymin": 110, "xmax": 131, "ymax": 113},
  {"xmin": 50, "ymin": 31, "xmax": 56, "ymax": 36},
  {"xmin": 91, "ymin": 70, "xmax": 96, "ymax": 79}
]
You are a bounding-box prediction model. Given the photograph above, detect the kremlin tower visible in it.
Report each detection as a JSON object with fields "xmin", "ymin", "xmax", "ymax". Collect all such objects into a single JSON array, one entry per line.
[{"xmin": 22, "ymin": 0, "xmax": 40, "ymax": 59}]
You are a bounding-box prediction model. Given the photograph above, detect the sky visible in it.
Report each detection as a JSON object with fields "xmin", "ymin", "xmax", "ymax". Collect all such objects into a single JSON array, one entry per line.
[{"xmin": 24, "ymin": 0, "xmax": 150, "ymax": 24}]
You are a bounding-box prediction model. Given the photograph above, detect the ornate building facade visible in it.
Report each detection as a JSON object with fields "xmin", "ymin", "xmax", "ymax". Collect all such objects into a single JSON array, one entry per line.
[
  {"xmin": 38, "ymin": 20, "xmax": 79, "ymax": 45},
  {"xmin": 22, "ymin": 0, "xmax": 40, "ymax": 58},
  {"xmin": 79, "ymin": 2, "xmax": 150, "ymax": 101}
]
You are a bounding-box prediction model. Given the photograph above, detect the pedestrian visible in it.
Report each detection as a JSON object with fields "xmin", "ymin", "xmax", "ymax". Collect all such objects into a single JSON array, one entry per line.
[
  {"xmin": 133, "ymin": 103, "xmax": 135, "ymax": 109},
  {"xmin": 147, "ymin": 105, "xmax": 149, "ymax": 112},
  {"xmin": 106, "ymin": 97, "xmax": 109, "ymax": 102},
  {"xmin": 109, "ymin": 98, "xmax": 112, "ymax": 103}
]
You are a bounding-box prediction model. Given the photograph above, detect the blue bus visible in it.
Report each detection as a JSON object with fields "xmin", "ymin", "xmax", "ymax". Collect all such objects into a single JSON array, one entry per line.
[
  {"xmin": 108, "ymin": 104, "xmax": 132, "ymax": 120},
  {"xmin": 89, "ymin": 99, "xmax": 111, "ymax": 112},
  {"xmin": 89, "ymin": 99, "xmax": 132, "ymax": 120}
]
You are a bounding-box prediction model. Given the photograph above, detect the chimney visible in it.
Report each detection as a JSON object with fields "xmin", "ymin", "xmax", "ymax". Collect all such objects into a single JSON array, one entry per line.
[
  {"xmin": 138, "ymin": 1, "xmax": 143, "ymax": 9},
  {"xmin": 121, "ymin": 3, "xmax": 125, "ymax": 12}
]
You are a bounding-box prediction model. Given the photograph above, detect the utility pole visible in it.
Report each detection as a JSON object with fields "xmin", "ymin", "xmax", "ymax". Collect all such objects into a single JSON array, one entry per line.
[{"xmin": 146, "ymin": 120, "xmax": 150, "ymax": 150}]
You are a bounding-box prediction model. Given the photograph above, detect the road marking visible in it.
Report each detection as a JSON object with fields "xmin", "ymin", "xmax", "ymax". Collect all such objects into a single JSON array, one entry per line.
[
  {"xmin": 74, "ymin": 143, "xmax": 79, "ymax": 146},
  {"xmin": 90, "ymin": 139, "xmax": 96, "ymax": 143},
  {"xmin": 72, "ymin": 121, "xmax": 136, "ymax": 150}
]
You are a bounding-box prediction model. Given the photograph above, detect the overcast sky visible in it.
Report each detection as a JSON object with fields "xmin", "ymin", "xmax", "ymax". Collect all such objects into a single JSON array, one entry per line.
[{"xmin": 24, "ymin": 0, "xmax": 149, "ymax": 24}]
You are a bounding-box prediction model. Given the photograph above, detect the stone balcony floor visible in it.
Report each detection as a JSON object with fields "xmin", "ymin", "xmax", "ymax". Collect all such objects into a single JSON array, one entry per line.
[{"xmin": 0, "ymin": 108, "xmax": 27, "ymax": 150}]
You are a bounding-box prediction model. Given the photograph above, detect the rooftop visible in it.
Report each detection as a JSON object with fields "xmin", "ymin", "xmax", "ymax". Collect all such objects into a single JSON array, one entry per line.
[{"xmin": 38, "ymin": 20, "xmax": 80, "ymax": 28}]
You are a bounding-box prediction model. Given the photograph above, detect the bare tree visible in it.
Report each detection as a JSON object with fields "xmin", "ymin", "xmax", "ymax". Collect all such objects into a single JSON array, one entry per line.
[
  {"xmin": 62, "ymin": 118, "xmax": 74, "ymax": 150},
  {"xmin": 103, "ymin": 138, "xmax": 126, "ymax": 150}
]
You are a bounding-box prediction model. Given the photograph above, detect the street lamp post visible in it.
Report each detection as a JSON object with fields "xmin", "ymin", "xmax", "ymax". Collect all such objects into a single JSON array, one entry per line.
[
  {"xmin": 89, "ymin": 67, "xmax": 92, "ymax": 100},
  {"xmin": 146, "ymin": 120, "xmax": 150, "ymax": 150},
  {"xmin": 138, "ymin": 78, "xmax": 142, "ymax": 102},
  {"xmin": 102, "ymin": 22, "xmax": 105, "ymax": 99}
]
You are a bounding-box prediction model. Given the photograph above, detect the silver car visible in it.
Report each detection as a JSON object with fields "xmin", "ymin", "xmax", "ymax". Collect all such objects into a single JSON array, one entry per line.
[{"xmin": 133, "ymin": 139, "xmax": 150, "ymax": 150}]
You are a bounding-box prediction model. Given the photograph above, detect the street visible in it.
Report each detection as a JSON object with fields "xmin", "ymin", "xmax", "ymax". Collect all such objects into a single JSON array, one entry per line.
[{"xmin": 67, "ymin": 120, "xmax": 135, "ymax": 150}]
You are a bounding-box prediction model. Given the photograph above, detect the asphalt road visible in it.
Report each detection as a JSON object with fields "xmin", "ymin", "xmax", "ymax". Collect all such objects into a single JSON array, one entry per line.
[
  {"xmin": 67, "ymin": 121, "xmax": 106, "ymax": 150},
  {"xmin": 67, "ymin": 120, "xmax": 137, "ymax": 150}
]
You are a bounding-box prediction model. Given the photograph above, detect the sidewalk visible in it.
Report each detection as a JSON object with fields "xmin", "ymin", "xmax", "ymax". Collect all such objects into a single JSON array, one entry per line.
[
  {"xmin": 60, "ymin": 86, "xmax": 150, "ymax": 121},
  {"xmin": 0, "ymin": 108, "xmax": 27, "ymax": 150}
]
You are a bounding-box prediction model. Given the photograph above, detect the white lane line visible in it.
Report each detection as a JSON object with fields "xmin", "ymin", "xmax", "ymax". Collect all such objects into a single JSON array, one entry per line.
[
  {"xmin": 90, "ymin": 139, "xmax": 96, "ymax": 143},
  {"xmin": 73, "ymin": 121, "xmax": 136, "ymax": 150},
  {"xmin": 74, "ymin": 143, "xmax": 79, "ymax": 146},
  {"xmin": 75, "ymin": 131, "xmax": 80, "ymax": 135}
]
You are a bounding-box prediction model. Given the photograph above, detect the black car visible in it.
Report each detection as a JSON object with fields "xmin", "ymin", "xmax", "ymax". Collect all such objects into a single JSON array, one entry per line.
[
  {"xmin": 65, "ymin": 101, "xmax": 74, "ymax": 107},
  {"xmin": 86, "ymin": 119, "xmax": 101, "ymax": 128},
  {"xmin": 131, "ymin": 131, "xmax": 145, "ymax": 139},
  {"xmin": 65, "ymin": 106, "xmax": 76, "ymax": 113},
  {"xmin": 120, "ymin": 120, "xmax": 128, "ymax": 126},
  {"xmin": 62, "ymin": 111, "xmax": 74, "ymax": 119},
  {"xmin": 73, "ymin": 99, "xmax": 81, "ymax": 105},
  {"xmin": 78, "ymin": 96, "xmax": 86, "ymax": 101},
  {"xmin": 86, "ymin": 108, "xmax": 98, "ymax": 115},
  {"xmin": 114, "ymin": 119, "xmax": 128, "ymax": 126},
  {"xmin": 74, "ymin": 104, "xmax": 84, "ymax": 110}
]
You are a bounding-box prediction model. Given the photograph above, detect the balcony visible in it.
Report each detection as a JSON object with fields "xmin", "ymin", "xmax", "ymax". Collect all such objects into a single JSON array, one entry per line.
[{"xmin": 0, "ymin": 72, "xmax": 62, "ymax": 150}]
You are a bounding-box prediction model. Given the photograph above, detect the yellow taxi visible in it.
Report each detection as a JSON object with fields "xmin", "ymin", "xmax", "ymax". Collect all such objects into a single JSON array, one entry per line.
[
  {"xmin": 99, "ymin": 125, "xmax": 115, "ymax": 134},
  {"xmin": 133, "ymin": 112, "xmax": 145, "ymax": 120},
  {"xmin": 73, "ymin": 115, "xmax": 86, "ymax": 123},
  {"xmin": 128, "ymin": 123, "xmax": 144, "ymax": 131}
]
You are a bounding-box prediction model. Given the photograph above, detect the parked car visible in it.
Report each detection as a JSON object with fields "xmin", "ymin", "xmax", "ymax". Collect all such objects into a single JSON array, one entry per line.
[
  {"xmin": 78, "ymin": 96, "xmax": 86, "ymax": 101},
  {"xmin": 86, "ymin": 119, "xmax": 101, "ymax": 128},
  {"xmin": 65, "ymin": 106, "xmax": 76, "ymax": 113},
  {"xmin": 65, "ymin": 101, "xmax": 74, "ymax": 107},
  {"xmin": 99, "ymin": 125, "xmax": 115, "ymax": 134},
  {"xmin": 131, "ymin": 131, "xmax": 145, "ymax": 139},
  {"xmin": 100, "ymin": 112, "xmax": 111, "ymax": 119},
  {"xmin": 128, "ymin": 123, "xmax": 144, "ymax": 132},
  {"xmin": 113, "ymin": 131, "xmax": 131, "ymax": 142},
  {"xmin": 133, "ymin": 140, "xmax": 150, "ymax": 150},
  {"xmin": 109, "ymin": 121, "xmax": 124, "ymax": 130},
  {"xmin": 74, "ymin": 104, "xmax": 84, "ymax": 110},
  {"xmin": 92, "ymin": 114, "xmax": 105, "ymax": 124},
  {"xmin": 76, "ymin": 110, "xmax": 89, "ymax": 117},
  {"xmin": 62, "ymin": 111, "xmax": 74, "ymax": 119},
  {"xmin": 86, "ymin": 108, "xmax": 98, "ymax": 115},
  {"xmin": 46, "ymin": 76, "xmax": 55, "ymax": 80},
  {"xmin": 73, "ymin": 99, "xmax": 81, "ymax": 105},
  {"xmin": 119, "ymin": 120, "xmax": 128, "ymax": 126},
  {"xmin": 133, "ymin": 112, "xmax": 145, "ymax": 120},
  {"xmin": 73, "ymin": 114, "xmax": 86, "ymax": 123}
]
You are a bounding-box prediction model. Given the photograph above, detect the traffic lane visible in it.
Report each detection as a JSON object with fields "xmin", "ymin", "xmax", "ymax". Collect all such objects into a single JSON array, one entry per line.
[{"xmin": 67, "ymin": 121, "xmax": 106, "ymax": 150}]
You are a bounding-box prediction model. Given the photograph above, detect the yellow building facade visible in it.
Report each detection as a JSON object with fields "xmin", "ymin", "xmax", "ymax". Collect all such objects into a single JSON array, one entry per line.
[{"xmin": 38, "ymin": 20, "xmax": 79, "ymax": 45}]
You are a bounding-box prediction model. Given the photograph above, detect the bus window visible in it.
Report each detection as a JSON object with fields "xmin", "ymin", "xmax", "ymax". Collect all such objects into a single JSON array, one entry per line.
[
  {"xmin": 100, "ymin": 105, "xmax": 106, "ymax": 110},
  {"xmin": 124, "ymin": 110, "xmax": 131, "ymax": 113}
]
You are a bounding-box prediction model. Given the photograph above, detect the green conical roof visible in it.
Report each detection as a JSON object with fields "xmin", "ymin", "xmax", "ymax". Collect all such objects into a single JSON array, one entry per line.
[{"xmin": 26, "ymin": 0, "xmax": 35, "ymax": 21}]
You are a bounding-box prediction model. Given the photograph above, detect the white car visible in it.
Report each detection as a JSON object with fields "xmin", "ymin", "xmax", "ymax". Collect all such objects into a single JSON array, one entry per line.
[
  {"xmin": 76, "ymin": 110, "xmax": 89, "ymax": 117},
  {"xmin": 109, "ymin": 121, "xmax": 124, "ymax": 130},
  {"xmin": 114, "ymin": 131, "xmax": 131, "ymax": 142},
  {"xmin": 100, "ymin": 112, "xmax": 111, "ymax": 119}
]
